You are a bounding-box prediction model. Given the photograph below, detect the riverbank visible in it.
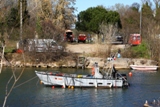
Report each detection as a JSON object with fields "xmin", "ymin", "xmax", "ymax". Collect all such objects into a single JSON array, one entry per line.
[
  {"xmin": 2, "ymin": 53, "xmax": 158, "ymax": 70},
  {"xmin": 1, "ymin": 44, "xmax": 159, "ymax": 69}
]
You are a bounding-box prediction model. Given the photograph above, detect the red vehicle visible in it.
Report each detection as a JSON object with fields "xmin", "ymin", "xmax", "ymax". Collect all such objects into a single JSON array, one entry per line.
[
  {"xmin": 64, "ymin": 30, "xmax": 74, "ymax": 42},
  {"xmin": 78, "ymin": 34, "xmax": 87, "ymax": 43},
  {"xmin": 129, "ymin": 34, "xmax": 141, "ymax": 45}
]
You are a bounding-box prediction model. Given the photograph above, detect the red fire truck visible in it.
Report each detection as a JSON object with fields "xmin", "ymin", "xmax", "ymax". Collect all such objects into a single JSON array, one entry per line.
[
  {"xmin": 129, "ymin": 34, "xmax": 141, "ymax": 45},
  {"xmin": 64, "ymin": 30, "xmax": 74, "ymax": 42}
]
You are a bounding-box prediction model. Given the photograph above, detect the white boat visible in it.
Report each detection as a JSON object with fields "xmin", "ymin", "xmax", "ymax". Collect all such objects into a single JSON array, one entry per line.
[
  {"xmin": 130, "ymin": 65, "xmax": 158, "ymax": 71},
  {"xmin": 35, "ymin": 63, "xmax": 129, "ymax": 88}
]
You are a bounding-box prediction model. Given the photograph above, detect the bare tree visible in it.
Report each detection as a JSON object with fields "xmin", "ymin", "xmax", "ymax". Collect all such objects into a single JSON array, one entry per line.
[
  {"xmin": 111, "ymin": 3, "xmax": 130, "ymax": 16},
  {"xmin": 0, "ymin": 1, "xmax": 26, "ymax": 106},
  {"xmin": 39, "ymin": 0, "xmax": 53, "ymax": 20},
  {"xmin": 99, "ymin": 22, "xmax": 118, "ymax": 43},
  {"xmin": 99, "ymin": 22, "xmax": 118, "ymax": 56},
  {"xmin": 52, "ymin": 0, "xmax": 76, "ymax": 29},
  {"xmin": 145, "ymin": 19, "xmax": 160, "ymax": 62},
  {"xmin": 111, "ymin": 3, "xmax": 140, "ymax": 43},
  {"xmin": 27, "ymin": 0, "xmax": 42, "ymax": 15},
  {"xmin": 0, "ymin": 0, "xmax": 8, "ymax": 74},
  {"xmin": 153, "ymin": 0, "xmax": 160, "ymax": 6},
  {"xmin": 141, "ymin": 0, "xmax": 153, "ymax": 6},
  {"xmin": 0, "ymin": 36, "xmax": 5, "ymax": 74}
]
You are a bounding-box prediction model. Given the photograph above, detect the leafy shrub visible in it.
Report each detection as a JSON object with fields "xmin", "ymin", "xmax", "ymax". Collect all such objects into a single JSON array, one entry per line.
[
  {"xmin": 121, "ymin": 41, "xmax": 150, "ymax": 58},
  {"xmin": 131, "ymin": 41, "xmax": 150, "ymax": 58},
  {"xmin": 4, "ymin": 47, "xmax": 16, "ymax": 53}
]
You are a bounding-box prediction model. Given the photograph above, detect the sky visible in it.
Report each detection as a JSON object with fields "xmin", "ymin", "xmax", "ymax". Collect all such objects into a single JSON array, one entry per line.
[{"xmin": 75, "ymin": 0, "xmax": 141, "ymax": 15}]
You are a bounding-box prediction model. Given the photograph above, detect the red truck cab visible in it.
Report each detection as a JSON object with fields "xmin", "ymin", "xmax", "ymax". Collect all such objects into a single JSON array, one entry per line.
[
  {"xmin": 78, "ymin": 34, "xmax": 87, "ymax": 43},
  {"xmin": 129, "ymin": 34, "xmax": 141, "ymax": 45}
]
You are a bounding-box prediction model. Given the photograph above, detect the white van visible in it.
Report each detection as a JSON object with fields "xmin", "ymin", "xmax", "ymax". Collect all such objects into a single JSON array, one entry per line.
[{"xmin": 18, "ymin": 39, "xmax": 63, "ymax": 52}]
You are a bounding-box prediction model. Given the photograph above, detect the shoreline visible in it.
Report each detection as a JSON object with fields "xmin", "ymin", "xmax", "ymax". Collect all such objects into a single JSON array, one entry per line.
[{"xmin": 2, "ymin": 56, "xmax": 159, "ymax": 70}]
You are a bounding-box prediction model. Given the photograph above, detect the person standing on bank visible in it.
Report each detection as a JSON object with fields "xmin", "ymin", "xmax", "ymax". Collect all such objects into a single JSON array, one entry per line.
[{"xmin": 117, "ymin": 48, "xmax": 121, "ymax": 58}]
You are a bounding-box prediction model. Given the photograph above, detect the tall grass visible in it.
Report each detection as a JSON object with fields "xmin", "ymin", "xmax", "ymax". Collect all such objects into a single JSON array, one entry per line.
[{"xmin": 87, "ymin": 43, "xmax": 111, "ymax": 58}]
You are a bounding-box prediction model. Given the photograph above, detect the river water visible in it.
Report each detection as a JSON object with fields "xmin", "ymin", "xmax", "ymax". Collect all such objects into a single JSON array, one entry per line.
[{"xmin": 0, "ymin": 67, "xmax": 160, "ymax": 107}]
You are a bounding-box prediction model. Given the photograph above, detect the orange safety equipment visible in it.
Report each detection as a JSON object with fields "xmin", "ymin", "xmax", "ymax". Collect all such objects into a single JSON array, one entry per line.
[{"xmin": 91, "ymin": 67, "xmax": 95, "ymax": 75}]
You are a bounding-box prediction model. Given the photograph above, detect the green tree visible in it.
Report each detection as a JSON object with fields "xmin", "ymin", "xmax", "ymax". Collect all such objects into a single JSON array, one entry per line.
[
  {"xmin": 6, "ymin": 8, "xmax": 19, "ymax": 28},
  {"xmin": 142, "ymin": 2, "xmax": 153, "ymax": 20},
  {"xmin": 154, "ymin": 0, "xmax": 160, "ymax": 23},
  {"xmin": 76, "ymin": 6, "xmax": 121, "ymax": 34},
  {"xmin": 6, "ymin": 0, "xmax": 29, "ymax": 28},
  {"xmin": 5, "ymin": 0, "xmax": 30, "ymax": 40},
  {"xmin": 141, "ymin": 1, "xmax": 154, "ymax": 37}
]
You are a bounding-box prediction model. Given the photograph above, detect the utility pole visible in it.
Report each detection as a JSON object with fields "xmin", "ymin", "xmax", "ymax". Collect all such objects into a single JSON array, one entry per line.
[
  {"xmin": 140, "ymin": 5, "xmax": 142, "ymax": 35},
  {"xmin": 20, "ymin": 0, "xmax": 23, "ymax": 42}
]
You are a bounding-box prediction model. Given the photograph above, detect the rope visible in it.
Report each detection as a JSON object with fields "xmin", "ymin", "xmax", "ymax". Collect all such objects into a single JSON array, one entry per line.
[{"xmin": 14, "ymin": 76, "xmax": 38, "ymax": 89}]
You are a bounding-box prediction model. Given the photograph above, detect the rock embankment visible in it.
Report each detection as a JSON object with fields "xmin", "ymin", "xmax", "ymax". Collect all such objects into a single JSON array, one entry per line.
[
  {"xmin": 1, "ymin": 44, "xmax": 159, "ymax": 69},
  {"xmin": 2, "ymin": 53, "xmax": 158, "ymax": 70},
  {"xmin": 81, "ymin": 57, "xmax": 158, "ymax": 69}
]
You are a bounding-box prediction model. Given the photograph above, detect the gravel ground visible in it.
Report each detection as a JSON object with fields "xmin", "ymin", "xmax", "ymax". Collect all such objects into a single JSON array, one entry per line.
[{"xmin": 66, "ymin": 43, "xmax": 126, "ymax": 54}]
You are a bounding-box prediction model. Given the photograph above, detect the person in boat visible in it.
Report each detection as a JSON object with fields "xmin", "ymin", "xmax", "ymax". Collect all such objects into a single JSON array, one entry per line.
[
  {"xmin": 112, "ymin": 64, "xmax": 117, "ymax": 78},
  {"xmin": 91, "ymin": 62, "xmax": 98, "ymax": 77},
  {"xmin": 91, "ymin": 67, "xmax": 95, "ymax": 77}
]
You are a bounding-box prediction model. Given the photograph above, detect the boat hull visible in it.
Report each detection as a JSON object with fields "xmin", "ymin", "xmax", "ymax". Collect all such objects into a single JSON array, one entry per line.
[
  {"xmin": 35, "ymin": 71, "xmax": 125, "ymax": 88},
  {"xmin": 130, "ymin": 65, "xmax": 158, "ymax": 71}
]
